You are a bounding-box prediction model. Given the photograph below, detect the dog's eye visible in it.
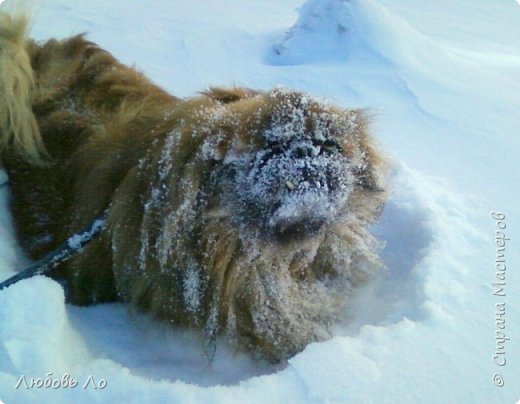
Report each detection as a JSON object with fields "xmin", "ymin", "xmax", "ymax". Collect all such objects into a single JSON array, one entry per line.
[
  {"xmin": 263, "ymin": 138, "xmax": 285, "ymax": 154},
  {"xmin": 294, "ymin": 146, "xmax": 314, "ymax": 159},
  {"xmin": 320, "ymin": 139, "xmax": 342, "ymax": 154}
]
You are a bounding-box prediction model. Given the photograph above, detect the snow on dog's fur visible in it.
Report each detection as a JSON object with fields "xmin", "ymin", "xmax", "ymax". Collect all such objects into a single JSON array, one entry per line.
[{"xmin": 0, "ymin": 13, "xmax": 388, "ymax": 361}]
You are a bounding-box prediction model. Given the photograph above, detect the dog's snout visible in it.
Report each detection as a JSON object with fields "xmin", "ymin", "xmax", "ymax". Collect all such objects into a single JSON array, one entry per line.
[{"xmin": 292, "ymin": 144, "xmax": 318, "ymax": 159}]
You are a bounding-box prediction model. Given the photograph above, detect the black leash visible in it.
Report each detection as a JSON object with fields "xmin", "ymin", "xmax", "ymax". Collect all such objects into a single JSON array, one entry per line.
[{"xmin": 0, "ymin": 210, "xmax": 108, "ymax": 291}]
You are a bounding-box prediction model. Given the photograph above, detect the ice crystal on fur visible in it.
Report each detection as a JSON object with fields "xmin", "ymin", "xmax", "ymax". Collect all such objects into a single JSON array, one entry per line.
[
  {"xmin": 183, "ymin": 260, "xmax": 202, "ymax": 314},
  {"xmin": 139, "ymin": 131, "xmax": 179, "ymax": 273}
]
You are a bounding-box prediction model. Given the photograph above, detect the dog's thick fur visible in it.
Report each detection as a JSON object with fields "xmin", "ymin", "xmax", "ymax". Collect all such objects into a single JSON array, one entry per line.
[{"xmin": 0, "ymin": 14, "xmax": 387, "ymax": 360}]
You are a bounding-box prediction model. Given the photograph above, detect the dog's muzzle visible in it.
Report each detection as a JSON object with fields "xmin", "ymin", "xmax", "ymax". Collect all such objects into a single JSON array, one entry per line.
[{"xmin": 229, "ymin": 136, "xmax": 354, "ymax": 240}]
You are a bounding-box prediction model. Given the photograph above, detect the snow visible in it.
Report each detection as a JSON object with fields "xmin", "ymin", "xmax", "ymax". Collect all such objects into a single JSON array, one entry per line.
[
  {"xmin": 1, "ymin": 0, "xmax": 520, "ymax": 402},
  {"xmin": 67, "ymin": 218, "xmax": 106, "ymax": 251}
]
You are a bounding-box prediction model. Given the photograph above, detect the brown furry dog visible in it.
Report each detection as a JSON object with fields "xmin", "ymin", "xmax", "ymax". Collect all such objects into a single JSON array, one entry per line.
[{"xmin": 0, "ymin": 14, "xmax": 387, "ymax": 361}]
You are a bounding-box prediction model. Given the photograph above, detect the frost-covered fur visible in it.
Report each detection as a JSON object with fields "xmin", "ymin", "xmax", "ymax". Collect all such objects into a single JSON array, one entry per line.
[{"xmin": 1, "ymin": 14, "xmax": 388, "ymax": 361}]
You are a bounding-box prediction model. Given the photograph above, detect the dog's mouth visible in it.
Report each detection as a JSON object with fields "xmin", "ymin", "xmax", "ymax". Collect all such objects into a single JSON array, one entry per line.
[{"xmin": 226, "ymin": 136, "xmax": 354, "ymax": 240}]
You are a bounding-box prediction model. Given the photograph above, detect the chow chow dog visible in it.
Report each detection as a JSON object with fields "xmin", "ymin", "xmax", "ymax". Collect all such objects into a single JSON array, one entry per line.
[{"xmin": 0, "ymin": 14, "xmax": 387, "ymax": 361}]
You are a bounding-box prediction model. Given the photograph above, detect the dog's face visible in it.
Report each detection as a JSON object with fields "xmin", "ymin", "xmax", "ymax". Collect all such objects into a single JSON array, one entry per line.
[{"xmin": 208, "ymin": 88, "xmax": 377, "ymax": 242}]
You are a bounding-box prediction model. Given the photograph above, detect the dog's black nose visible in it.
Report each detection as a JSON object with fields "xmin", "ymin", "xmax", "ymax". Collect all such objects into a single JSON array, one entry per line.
[{"xmin": 292, "ymin": 144, "xmax": 317, "ymax": 159}]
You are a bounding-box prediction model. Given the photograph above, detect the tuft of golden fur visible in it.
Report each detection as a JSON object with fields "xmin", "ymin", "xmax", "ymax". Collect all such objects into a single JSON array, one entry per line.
[
  {"xmin": 1, "ymin": 13, "xmax": 388, "ymax": 361},
  {"xmin": 0, "ymin": 13, "xmax": 46, "ymax": 164}
]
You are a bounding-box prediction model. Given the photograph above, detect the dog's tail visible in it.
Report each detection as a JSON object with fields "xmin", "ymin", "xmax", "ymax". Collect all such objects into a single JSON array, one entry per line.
[{"xmin": 0, "ymin": 12, "xmax": 46, "ymax": 164}]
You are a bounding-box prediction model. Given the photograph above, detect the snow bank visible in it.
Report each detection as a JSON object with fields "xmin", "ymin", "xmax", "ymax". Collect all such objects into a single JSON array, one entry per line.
[
  {"xmin": 272, "ymin": 0, "xmax": 355, "ymax": 64},
  {"xmin": 1, "ymin": 164, "xmax": 506, "ymax": 403},
  {"xmin": 273, "ymin": 0, "xmax": 520, "ymax": 140},
  {"xmin": 0, "ymin": 277, "xmax": 89, "ymax": 373}
]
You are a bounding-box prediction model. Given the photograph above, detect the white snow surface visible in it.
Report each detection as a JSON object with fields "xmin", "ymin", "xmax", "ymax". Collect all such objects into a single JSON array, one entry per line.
[{"xmin": 1, "ymin": 0, "xmax": 520, "ymax": 402}]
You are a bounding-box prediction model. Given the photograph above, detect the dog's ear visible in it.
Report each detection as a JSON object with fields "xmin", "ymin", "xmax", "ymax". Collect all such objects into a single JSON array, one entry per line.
[{"xmin": 201, "ymin": 87, "xmax": 258, "ymax": 104}]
